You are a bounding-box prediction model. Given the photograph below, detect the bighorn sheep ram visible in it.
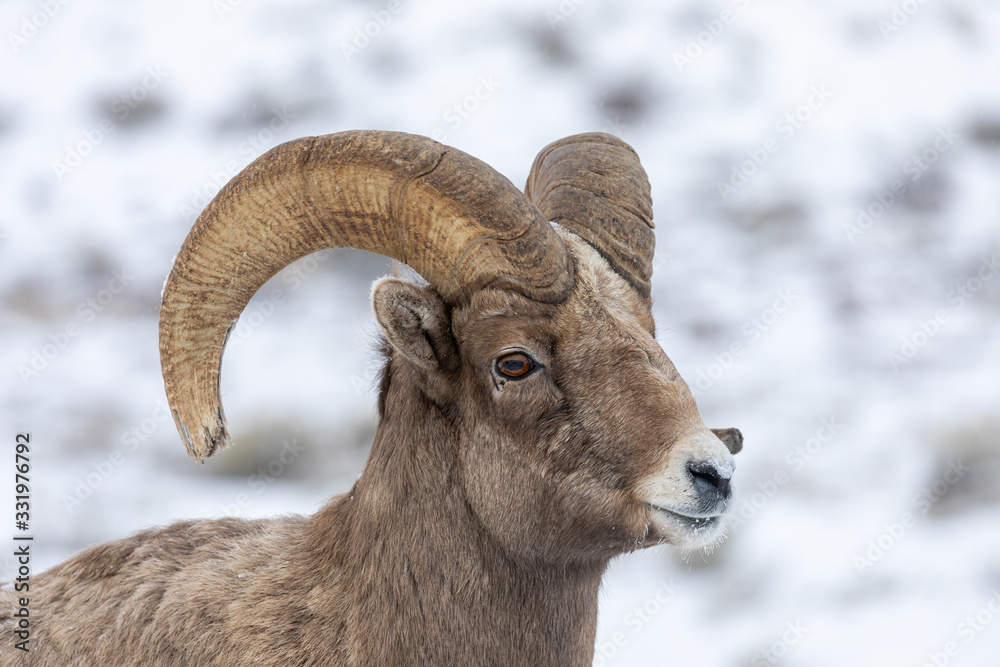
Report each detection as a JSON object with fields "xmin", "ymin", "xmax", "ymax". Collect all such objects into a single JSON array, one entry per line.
[{"xmin": 2, "ymin": 130, "xmax": 741, "ymax": 666}]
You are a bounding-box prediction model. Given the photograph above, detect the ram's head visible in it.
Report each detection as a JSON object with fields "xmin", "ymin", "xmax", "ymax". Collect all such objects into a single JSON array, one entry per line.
[{"xmin": 159, "ymin": 131, "xmax": 741, "ymax": 559}]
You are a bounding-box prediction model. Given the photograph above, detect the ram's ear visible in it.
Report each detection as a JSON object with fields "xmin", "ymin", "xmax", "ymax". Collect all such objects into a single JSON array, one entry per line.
[
  {"xmin": 711, "ymin": 428, "xmax": 743, "ymax": 455},
  {"xmin": 372, "ymin": 278, "xmax": 459, "ymax": 373}
]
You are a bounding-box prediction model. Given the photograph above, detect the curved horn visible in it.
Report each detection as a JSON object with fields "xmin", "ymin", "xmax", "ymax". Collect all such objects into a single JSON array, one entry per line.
[
  {"xmin": 160, "ymin": 130, "xmax": 573, "ymax": 462},
  {"xmin": 524, "ymin": 132, "xmax": 654, "ymax": 298}
]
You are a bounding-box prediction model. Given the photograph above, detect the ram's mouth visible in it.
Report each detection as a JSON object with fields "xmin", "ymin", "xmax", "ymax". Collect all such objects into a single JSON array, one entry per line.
[{"xmin": 647, "ymin": 504, "xmax": 723, "ymax": 532}]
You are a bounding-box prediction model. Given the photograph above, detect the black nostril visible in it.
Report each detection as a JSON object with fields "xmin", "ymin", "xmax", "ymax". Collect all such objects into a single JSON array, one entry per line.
[{"xmin": 688, "ymin": 461, "xmax": 732, "ymax": 500}]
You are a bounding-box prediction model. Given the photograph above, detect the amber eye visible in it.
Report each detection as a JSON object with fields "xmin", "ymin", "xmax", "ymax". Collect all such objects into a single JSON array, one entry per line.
[{"xmin": 496, "ymin": 352, "xmax": 534, "ymax": 379}]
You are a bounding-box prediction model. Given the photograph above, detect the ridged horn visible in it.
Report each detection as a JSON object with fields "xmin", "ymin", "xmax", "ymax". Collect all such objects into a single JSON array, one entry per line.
[
  {"xmin": 160, "ymin": 130, "xmax": 573, "ymax": 462},
  {"xmin": 524, "ymin": 132, "xmax": 654, "ymax": 298}
]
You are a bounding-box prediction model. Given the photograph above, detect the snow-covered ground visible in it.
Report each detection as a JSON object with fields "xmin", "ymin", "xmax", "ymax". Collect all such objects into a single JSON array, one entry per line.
[{"xmin": 2, "ymin": 0, "xmax": 999, "ymax": 664}]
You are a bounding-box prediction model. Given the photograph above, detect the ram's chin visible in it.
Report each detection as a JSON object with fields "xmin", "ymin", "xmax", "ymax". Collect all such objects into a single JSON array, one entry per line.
[{"xmin": 647, "ymin": 505, "xmax": 729, "ymax": 551}]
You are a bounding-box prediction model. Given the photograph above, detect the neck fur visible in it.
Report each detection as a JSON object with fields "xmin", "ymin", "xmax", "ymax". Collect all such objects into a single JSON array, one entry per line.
[{"xmin": 299, "ymin": 364, "xmax": 605, "ymax": 666}]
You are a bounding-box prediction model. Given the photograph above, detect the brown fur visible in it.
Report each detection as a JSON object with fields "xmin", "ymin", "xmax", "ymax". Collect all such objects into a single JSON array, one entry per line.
[{"xmin": 0, "ymin": 235, "xmax": 735, "ymax": 665}]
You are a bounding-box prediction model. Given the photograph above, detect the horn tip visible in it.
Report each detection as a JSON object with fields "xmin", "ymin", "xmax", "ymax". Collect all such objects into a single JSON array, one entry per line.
[{"xmin": 174, "ymin": 408, "xmax": 231, "ymax": 463}]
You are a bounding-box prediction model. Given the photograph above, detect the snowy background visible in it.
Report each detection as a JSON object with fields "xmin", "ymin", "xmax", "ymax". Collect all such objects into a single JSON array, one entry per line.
[{"xmin": 2, "ymin": 0, "xmax": 1000, "ymax": 664}]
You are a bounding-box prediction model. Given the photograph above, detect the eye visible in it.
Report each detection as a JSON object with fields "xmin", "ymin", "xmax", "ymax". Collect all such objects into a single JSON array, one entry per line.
[{"xmin": 496, "ymin": 352, "xmax": 535, "ymax": 379}]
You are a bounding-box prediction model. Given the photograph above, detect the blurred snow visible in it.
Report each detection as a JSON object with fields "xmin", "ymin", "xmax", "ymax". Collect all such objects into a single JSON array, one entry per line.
[{"xmin": 2, "ymin": 0, "xmax": 999, "ymax": 664}]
